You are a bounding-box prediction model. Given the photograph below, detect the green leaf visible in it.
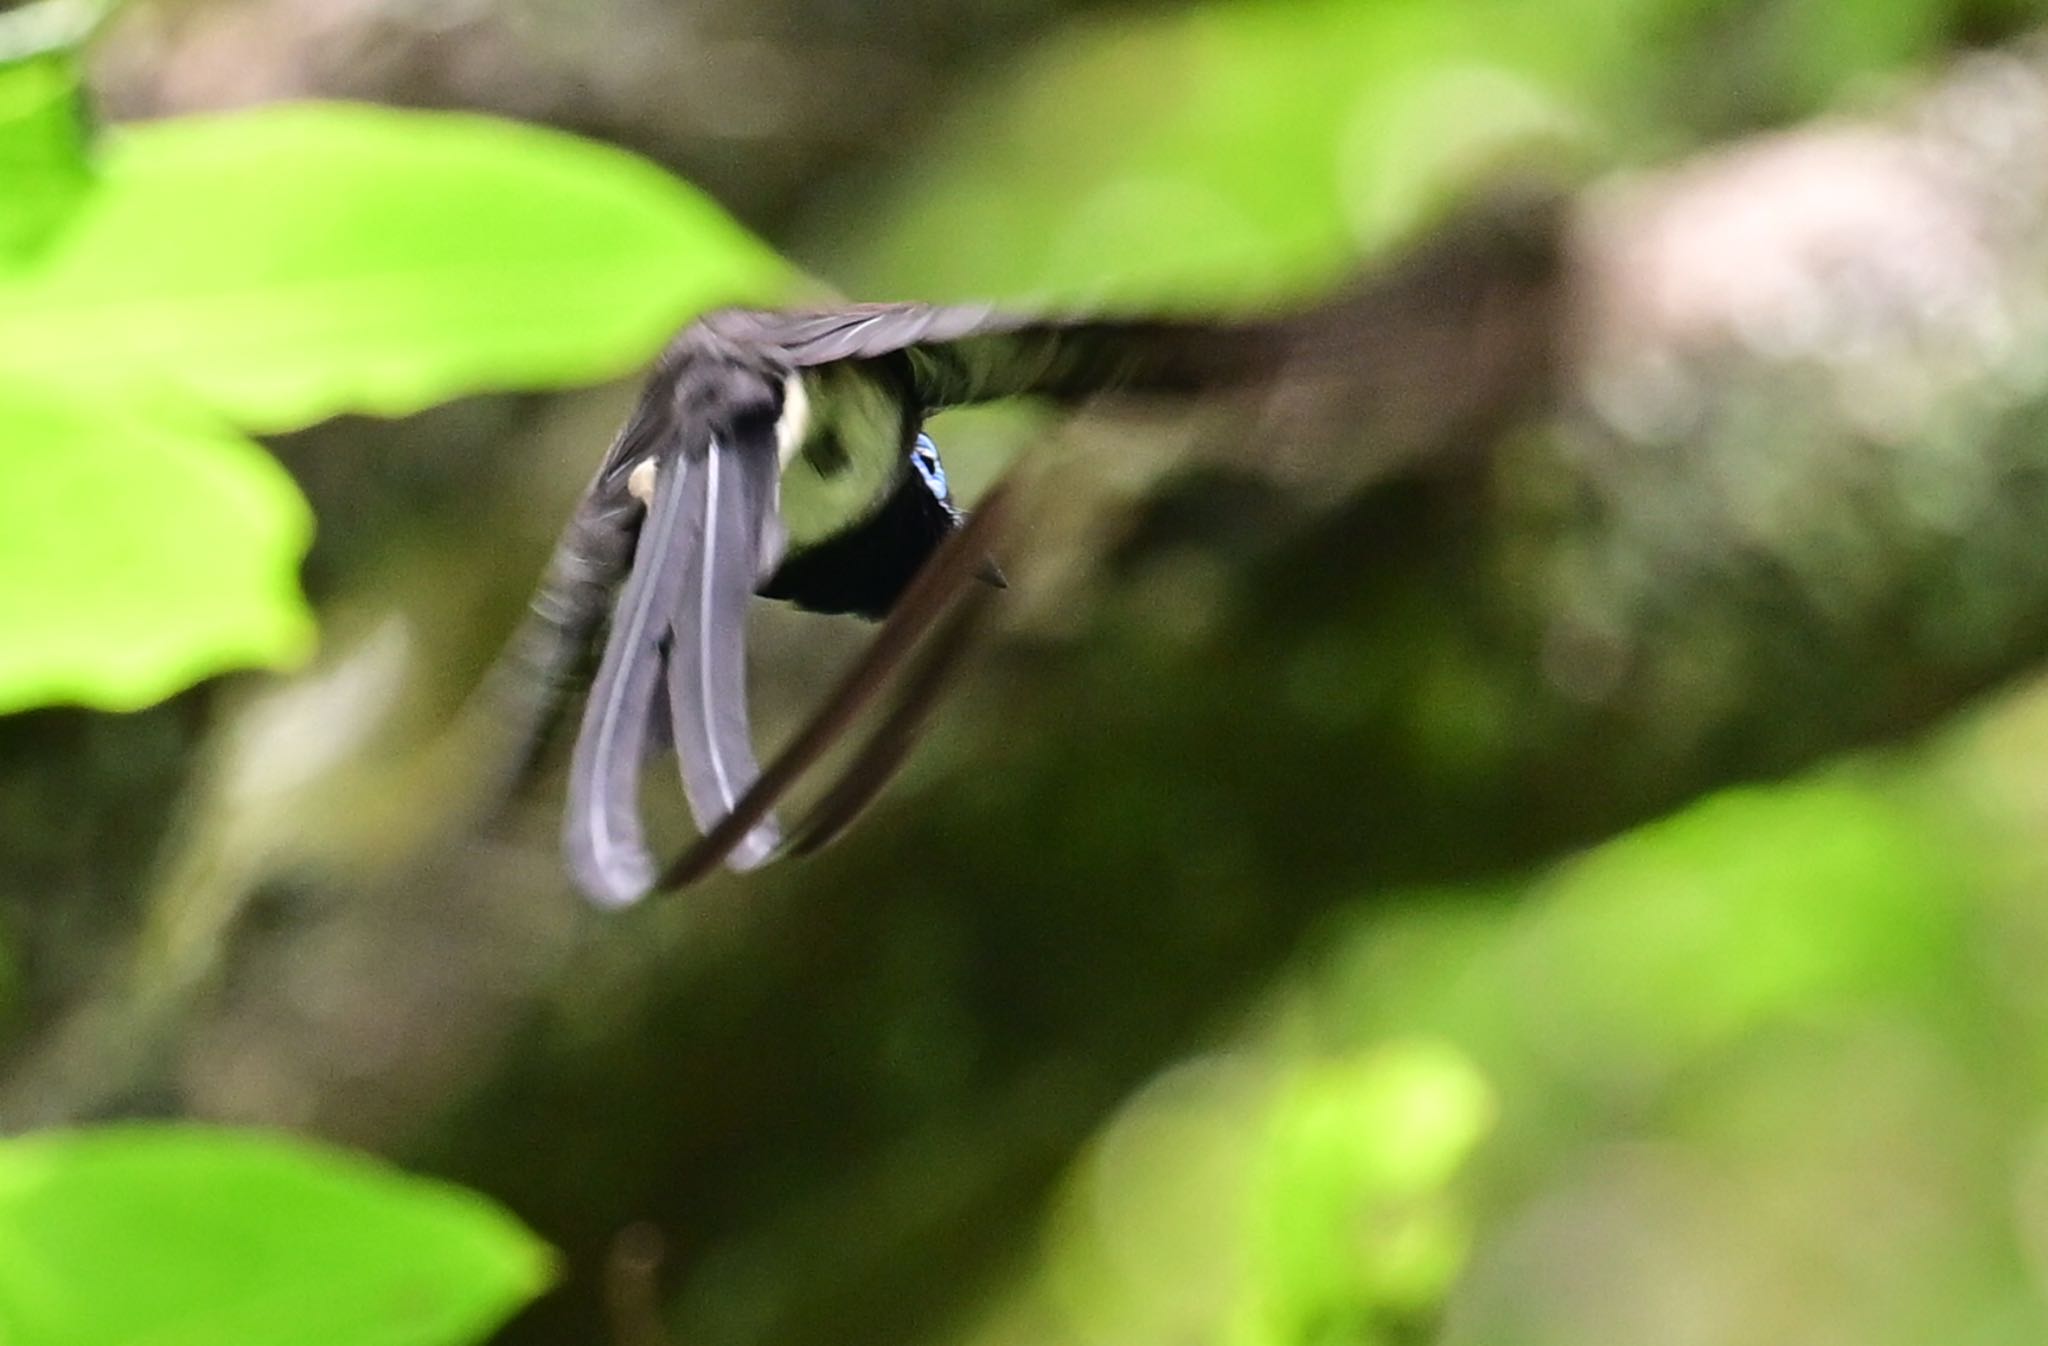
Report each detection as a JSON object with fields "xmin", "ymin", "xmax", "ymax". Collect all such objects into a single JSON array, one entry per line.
[
  {"xmin": 0, "ymin": 52, "xmax": 94, "ymax": 264},
  {"xmin": 0, "ymin": 1125, "xmax": 554, "ymax": 1346},
  {"xmin": 0, "ymin": 379, "xmax": 314, "ymax": 713},
  {"xmin": 0, "ymin": 101, "xmax": 787, "ymax": 430}
]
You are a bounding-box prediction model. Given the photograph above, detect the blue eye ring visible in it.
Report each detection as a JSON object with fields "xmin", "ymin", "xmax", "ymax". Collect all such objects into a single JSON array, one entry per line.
[{"xmin": 910, "ymin": 433, "xmax": 950, "ymax": 501}]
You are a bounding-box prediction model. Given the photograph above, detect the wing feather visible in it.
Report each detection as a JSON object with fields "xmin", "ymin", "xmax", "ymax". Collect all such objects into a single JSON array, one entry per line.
[
  {"xmin": 700, "ymin": 304, "xmax": 1283, "ymax": 409},
  {"xmin": 563, "ymin": 451, "xmax": 694, "ymax": 907},
  {"xmin": 664, "ymin": 428, "xmax": 785, "ymax": 871},
  {"xmin": 658, "ymin": 474, "xmax": 1015, "ymax": 889}
]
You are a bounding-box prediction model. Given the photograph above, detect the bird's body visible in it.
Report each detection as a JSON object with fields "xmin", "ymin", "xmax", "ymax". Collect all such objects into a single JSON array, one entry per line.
[
  {"xmin": 603, "ymin": 311, "xmax": 979, "ymax": 615},
  {"xmin": 773, "ymin": 363, "xmax": 918, "ymax": 556}
]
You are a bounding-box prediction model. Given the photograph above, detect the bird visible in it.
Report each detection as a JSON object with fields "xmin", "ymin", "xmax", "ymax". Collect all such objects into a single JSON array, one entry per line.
[
  {"xmin": 479, "ymin": 301, "xmax": 1295, "ymax": 908},
  {"xmin": 466, "ymin": 191, "xmax": 1567, "ymax": 908},
  {"xmin": 458, "ymin": 276, "xmax": 1433, "ymax": 913}
]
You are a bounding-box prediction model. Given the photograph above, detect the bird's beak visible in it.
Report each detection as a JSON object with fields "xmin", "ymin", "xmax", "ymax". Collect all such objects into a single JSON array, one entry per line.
[{"xmin": 977, "ymin": 557, "xmax": 1008, "ymax": 589}]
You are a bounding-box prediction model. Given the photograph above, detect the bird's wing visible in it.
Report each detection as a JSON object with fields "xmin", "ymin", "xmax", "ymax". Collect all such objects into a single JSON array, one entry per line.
[
  {"xmin": 902, "ymin": 314, "xmax": 1288, "ymax": 408},
  {"xmin": 662, "ymin": 424, "xmax": 787, "ymax": 873},
  {"xmin": 562, "ymin": 446, "xmax": 696, "ymax": 908},
  {"xmin": 701, "ymin": 304, "xmax": 1287, "ymax": 411}
]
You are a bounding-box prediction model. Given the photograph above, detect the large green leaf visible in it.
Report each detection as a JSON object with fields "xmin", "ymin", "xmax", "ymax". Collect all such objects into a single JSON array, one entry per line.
[
  {"xmin": 0, "ymin": 52, "xmax": 93, "ymax": 264},
  {"xmin": 0, "ymin": 379, "xmax": 313, "ymax": 713},
  {"xmin": 0, "ymin": 1125, "xmax": 554, "ymax": 1346},
  {"xmin": 0, "ymin": 101, "xmax": 787, "ymax": 430}
]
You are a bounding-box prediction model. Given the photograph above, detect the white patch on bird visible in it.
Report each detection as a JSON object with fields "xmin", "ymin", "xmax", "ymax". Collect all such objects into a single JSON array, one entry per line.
[
  {"xmin": 775, "ymin": 374, "xmax": 812, "ymax": 469},
  {"xmin": 775, "ymin": 368, "xmax": 909, "ymax": 548},
  {"xmin": 626, "ymin": 456, "xmax": 658, "ymax": 504}
]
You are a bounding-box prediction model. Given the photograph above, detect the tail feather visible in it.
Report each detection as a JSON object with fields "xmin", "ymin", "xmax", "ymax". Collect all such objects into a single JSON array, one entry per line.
[
  {"xmin": 665, "ymin": 430, "xmax": 785, "ymax": 871},
  {"xmin": 562, "ymin": 453, "xmax": 693, "ymax": 907}
]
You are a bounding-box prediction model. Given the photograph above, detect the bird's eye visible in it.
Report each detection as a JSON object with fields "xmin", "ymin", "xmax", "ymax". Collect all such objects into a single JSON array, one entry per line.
[{"xmin": 910, "ymin": 433, "xmax": 950, "ymax": 500}]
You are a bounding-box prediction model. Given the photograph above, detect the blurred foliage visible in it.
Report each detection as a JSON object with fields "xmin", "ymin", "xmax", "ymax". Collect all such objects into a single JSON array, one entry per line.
[
  {"xmin": 963, "ymin": 753, "xmax": 2048, "ymax": 1346},
  {"xmin": 0, "ymin": 36, "xmax": 784, "ymax": 711},
  {"xmin": 0, "ymin": 379, "xmax": 313, "ymax": 713},
  {"xmin": 6, "ymin": 1, "xmax": 2048, "ymax": 1345},
  {"xmin": 0, "ymin": 103, "xmax": 787, "ymax": 430},
  {"xmin": 831, "ymin": 0, "xmax": 1613, "ymax": 304},
  {"xmin": 0, "ymin": 1125, "xmax": 552, "ymax": 1346},
  {"xmin": 823, "ymin": 0, "xmax": 1986, "ymax": 305},
  {"xmin": 1007, "ymin": 1041, "xmax": 1494, "ymax": 1346},
  {"xmin": 0, "ymin": 52, "xmax": 91, "ymax": 261}
]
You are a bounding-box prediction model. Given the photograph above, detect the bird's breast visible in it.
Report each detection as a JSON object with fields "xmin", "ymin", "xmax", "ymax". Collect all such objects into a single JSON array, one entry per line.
[{"xmin": 773, "ymin": 369, "xmax": 909, "ymax": 551}]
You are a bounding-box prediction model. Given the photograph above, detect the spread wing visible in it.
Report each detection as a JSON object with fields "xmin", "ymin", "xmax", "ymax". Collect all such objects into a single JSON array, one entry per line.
[
  {"xmin": 699, "ymin": 304, "xmax": 1286, "ymax": 410},
  {"xmin": 662, "ymin": 424, "xmax": 786, "ymax": 876}
]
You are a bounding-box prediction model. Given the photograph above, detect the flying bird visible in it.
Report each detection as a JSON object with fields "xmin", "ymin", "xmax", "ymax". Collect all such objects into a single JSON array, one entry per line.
[
  {"xmin": 483, "ymin": 302, "xmax": 1290, "ymax": 907},
  {"xmin": 468, "ymin": 193, "xmax": 1562, "ymax": 908}
]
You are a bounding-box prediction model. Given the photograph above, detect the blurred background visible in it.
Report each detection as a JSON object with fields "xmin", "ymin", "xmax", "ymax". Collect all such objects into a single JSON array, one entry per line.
[{"xmin": 10, "ymin": 0, "xmax": 2048, "ymax": 1344}]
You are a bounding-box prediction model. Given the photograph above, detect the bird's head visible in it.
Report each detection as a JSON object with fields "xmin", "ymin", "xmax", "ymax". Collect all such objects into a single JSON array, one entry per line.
[
  {"xmin": 907, "ymin": 433, "xmax": 956, "ymax": 516},
  {"xmin": 910, "ymin": 431, "xmax": 1007, "ymax": 591}
]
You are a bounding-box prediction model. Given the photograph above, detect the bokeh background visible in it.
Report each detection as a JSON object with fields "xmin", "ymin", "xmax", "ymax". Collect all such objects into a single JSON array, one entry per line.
[{"xmin": 9, "ymin": 1, "xmax": 2048, "ymax": 1344}]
